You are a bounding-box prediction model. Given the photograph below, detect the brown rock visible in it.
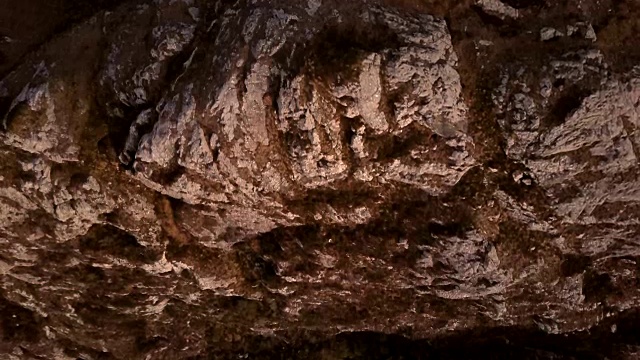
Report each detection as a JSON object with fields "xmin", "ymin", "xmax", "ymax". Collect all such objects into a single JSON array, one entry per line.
[{"xmin": 1, "ymin": 0, "xmax": 640, "ymax": 358}]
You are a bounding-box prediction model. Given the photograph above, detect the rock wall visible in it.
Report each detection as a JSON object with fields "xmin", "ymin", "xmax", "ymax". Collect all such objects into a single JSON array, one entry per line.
[{"xmin": 1, "ymin": 0, "xmax": 640, "ymax": 358}]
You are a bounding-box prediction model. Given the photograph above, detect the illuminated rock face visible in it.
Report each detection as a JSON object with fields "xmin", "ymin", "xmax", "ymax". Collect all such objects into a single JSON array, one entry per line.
[{"xmin": 1, "ymin": 0, "xmax": 640, "ymax": 358}]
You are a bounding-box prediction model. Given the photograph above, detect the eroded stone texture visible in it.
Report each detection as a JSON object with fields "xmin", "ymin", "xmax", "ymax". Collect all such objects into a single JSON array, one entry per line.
[{"xmin": 1, "ymin": 0, "xmax": 640, "ymax": 358}]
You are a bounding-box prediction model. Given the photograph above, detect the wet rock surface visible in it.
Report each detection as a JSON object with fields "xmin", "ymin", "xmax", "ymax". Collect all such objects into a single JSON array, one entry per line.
[{"xmin": 1, "ymin": 0, "xmax": 640, "ymax": 358}]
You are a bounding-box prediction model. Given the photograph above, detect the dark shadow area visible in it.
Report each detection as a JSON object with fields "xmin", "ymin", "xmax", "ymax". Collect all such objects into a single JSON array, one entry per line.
[
  {"xmin": 0, "ymin": 292, "xmax": 41, "ymax": 343},
  {"xmin": 192, "ymin": 309, "xmax": 640, "ymax": 359},
  {"xmin": 0, "ymin": 0, "xmax": 137, "ymax": 77},
  {"xmin": 542, "ymin": 85, "xmax": 592, "ymax": 129},
  {"xmin": 78, "ymin": 223, "xmax": 157, "ymax": 264}
]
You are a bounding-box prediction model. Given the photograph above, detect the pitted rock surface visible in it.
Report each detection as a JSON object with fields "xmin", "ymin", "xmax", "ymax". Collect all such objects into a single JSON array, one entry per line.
[{"xmin": 2, "ymin": 0, "xmax": 640, "ymax": 358}]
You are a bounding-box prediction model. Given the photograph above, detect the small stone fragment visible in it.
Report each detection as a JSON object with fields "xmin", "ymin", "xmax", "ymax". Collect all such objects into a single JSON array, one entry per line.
[
  {"xmin": 540, "ymin": 27, "xmax": 563, "ymax": 41},
  {"xmin": 585, "ymin": 24, "xmax": 597, "ymax": 41},
  {"xmin": 476, "ymin": 0, "xmax": 519, "ymax": 20}
]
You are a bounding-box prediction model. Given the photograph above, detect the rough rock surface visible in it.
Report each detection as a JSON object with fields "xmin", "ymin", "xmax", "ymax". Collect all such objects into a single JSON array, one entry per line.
[{"xmin": 1, "ymin": 0, "xmax": 640, "ymax": 358}]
